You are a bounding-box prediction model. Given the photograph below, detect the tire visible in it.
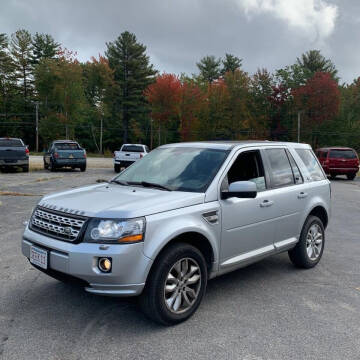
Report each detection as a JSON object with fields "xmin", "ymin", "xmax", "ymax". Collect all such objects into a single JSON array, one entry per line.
[
  {"xmin": 330, "ymin": 173, "xmax": 336, "ymax": 180},
  {"xmin": 139, "ymin": 242, "xmax": 208, "ymax": 325},
  {"xmin": 22, "ymin": 165, "xmax": 29, "ymax": 173},
  {"xmin": 48, "ymin": 160, "xmax": 56, "ymax": 172},
  {"xmin": 80, "ymin": 165, "xmax": 86, "ymax": 172},
  {"xmin": 44, "ymin": 161, "xmax": 48, "ymax": 170},
  {"xmin": 347, "ymin": 173, "xmax": 356, "ymax": 180},
  {"xmin": 114, "ymin": 164, "xmax": 120, "ymax": 173},
  {"xmin": 288, "ymin": 215, "xmax": 325, "ymax": 269}
]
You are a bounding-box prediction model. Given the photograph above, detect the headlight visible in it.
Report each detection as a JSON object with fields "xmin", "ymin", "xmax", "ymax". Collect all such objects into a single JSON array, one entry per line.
[{"xmin": 84, "ymin": 217, "xmax": 145, "ymax": 244}]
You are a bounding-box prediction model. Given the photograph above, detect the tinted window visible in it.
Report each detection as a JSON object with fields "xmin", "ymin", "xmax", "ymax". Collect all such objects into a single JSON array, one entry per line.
[
  {"xmin": 115, "ymin": 147, "xmax": 229, "ymax": 192},
  {"xmin": 54, "ymin": 143, "xmax": 80, "ymax": 150},
  {"xmin": 329, "ymin": 149, "xmax": 357, "ymax": 159},
  {"xmin": 222, "ymin": 150, "xmax": 266, "ymax": 192},
  {"xmin": 296, "ymin": 149, "xmax": 325, "ymax": 181},
  {"xmin": 0, "ymin": 139, "xmax": 23, "ymax": 147},
  {"xmin": 286, "ymin": 150, "xmax": 303, "ymax": 184},
  {"xmin": 266, "ymin": 149, "xmax": 294, "ymax": 187},
  {"xmin": 122, "ymin": 145, "xmax": 144, "ymax": 152}
]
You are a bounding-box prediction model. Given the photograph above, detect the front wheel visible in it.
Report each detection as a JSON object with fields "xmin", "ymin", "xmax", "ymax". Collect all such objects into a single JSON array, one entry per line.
[
  {"xmin": 347, "ymin": 173, "xmax": 356, "ymax": 180},
  {"xmin": 139, "ymin": 243, "xmax": 207, "ymax": 325},
  {"xmin": 288, "ymin": 215, "xmax": 325, "ymax": 269}
]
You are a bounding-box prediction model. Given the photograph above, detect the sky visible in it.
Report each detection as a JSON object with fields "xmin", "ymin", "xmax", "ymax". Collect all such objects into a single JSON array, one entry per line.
[{"xmin": 1, "ymin": 0, "xmax": 359, "ymax": 84}]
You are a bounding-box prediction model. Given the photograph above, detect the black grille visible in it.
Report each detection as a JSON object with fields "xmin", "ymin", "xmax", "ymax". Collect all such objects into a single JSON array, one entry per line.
[{"xmin": 30, "ymin": 207, "xmax": 87, "ymax": 242}]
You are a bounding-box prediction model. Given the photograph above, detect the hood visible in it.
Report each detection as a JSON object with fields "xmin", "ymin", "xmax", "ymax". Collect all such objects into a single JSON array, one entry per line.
[{"xmin": 39, "ymin": 183, "xmax": 205, "ymax": 218}]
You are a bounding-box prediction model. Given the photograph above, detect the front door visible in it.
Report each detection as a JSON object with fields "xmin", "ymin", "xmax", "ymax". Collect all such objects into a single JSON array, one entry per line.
[{"xmin": 219, "ymin": 149, "xmax": 277, "ymax": 267}]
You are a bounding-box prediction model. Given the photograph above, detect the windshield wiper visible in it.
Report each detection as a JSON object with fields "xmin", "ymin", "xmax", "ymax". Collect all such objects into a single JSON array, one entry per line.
[
  {"xmin": 110, "ymin": 179, "xmax": 129, "ymax": 186},
  {"xmin": 127, "ymin": 181, "xmax": 172, "ymax": 191}
]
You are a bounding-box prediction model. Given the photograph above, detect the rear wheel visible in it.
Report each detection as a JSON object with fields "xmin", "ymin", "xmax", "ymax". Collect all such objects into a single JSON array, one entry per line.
[
  {"xmin": 330, "ymin": 173, "xmax": 336, "ymax": 180},
  {"xmin": 44, "ymin": 161, "xmax": 48, "ymax": 170},
  {"xmin": 22, "ymin": 165, "xmax": 29, "ymax": 173},
  {"xmin": 80, "ymin": 165, "xmax": 86, "ymax": 172},
  {"xmin": 288, "ymin": 215, "xmax": 325, "ymax": 269},
  {"xmin": 114, "ymin": 164, "xmax": 120, "ymax": 173},
  {"xmin": 139, "ymin": 242, "xmax": 207, "ymax": 325},
  {"xmin": 347, "ymin": 173, "xmax": 356, "ymax": 180}
]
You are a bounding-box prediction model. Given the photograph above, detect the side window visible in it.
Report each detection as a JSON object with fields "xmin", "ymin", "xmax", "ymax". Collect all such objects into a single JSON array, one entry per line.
[
  {"xmin": 265, "ymin": 148, "xmax": 294, "ymax": 188},
  {"xmin": 221, "ymin": 150, "xmax": 266, "ymax": 192},
  {"xmin": 286, "ymin": 150, "xmax": 303, "ymax": 184},
  {"xmin": 295, "ymin": 149, "xmax": 325, "ymax": 181}
]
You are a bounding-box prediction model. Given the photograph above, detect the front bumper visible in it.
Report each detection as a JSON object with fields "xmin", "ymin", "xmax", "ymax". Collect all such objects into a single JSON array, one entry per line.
[
  {"xmin": 22, "ymin": 227, "xmax": 153, "ymax": 296},
  {"xmin": 0, "ymin": 159, "xmax": 28, "ymax": 166}
]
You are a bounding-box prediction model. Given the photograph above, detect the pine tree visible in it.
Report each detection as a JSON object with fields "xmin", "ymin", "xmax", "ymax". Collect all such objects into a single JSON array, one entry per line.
[
  {"xmin": 10, "ymin": 29, "xmax": 33, "ymax": 109},
  {"xmin": 31, "ymin": 33, "xmax": 60, "ymax": 65},
  {"xmin": 221, "ymin": 53, "xmax": 242, "ymax": 75},
  {"xmin": 196, "ymin": 55, "xmax": 221, "ymax": 83},
  {"xmin": 106, "ymin": 31, "xmax": 156, "ymax": 143}
]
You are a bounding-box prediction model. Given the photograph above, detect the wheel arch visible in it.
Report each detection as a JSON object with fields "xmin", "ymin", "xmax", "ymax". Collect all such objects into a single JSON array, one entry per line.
[{"xmin": 307, "ymin": 205, "xmax": 329, "ymax": 229}]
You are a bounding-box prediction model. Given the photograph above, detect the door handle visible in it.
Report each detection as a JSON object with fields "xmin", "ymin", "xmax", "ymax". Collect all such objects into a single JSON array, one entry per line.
[
  {"xmin": 297, "ymin": 192, "xmax": 308, "ymax": 199},
  {"xmin": 260, "ymin": 200, "xmax": 274, "ymax": 208}
]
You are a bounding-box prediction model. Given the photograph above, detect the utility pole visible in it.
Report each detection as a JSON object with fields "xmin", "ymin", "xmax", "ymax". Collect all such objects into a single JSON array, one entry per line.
[
  {"xmin": 100, "ymin": 116, "xmax": 103, "ymax": 154},
  {"xmin": 35, "ymin": 102, "xmax": 39, "ymax": 152},
  {"xmin": 297, "ymin": 111, "xmax": 301, "ymax": 143},
  {"xmin": 150, "ymin": 118, "xmax": 153, "ymax": 149}
]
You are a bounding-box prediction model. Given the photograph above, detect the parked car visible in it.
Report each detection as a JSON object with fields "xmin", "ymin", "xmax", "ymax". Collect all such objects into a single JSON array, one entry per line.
[
  {"xmin": 0, "ymin": 137, "xmax": 29, "ymax": 172},
  {"xmin": 113, "ymin": 143, "xmax": 149, "ymax": 172},
  {"xmin": 44, "ymin": 140, "xmax": 86, "ymax": 172},
  {"xmin": 316, "ymin": 147, "xmax": 359, "ymax": 180},
  {"xmin": 22, "ymin": 141, "xmax": 330, "ymax": 325}
]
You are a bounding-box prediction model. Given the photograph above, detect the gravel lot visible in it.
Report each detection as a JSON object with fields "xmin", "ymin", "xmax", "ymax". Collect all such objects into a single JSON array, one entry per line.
[{"xmin": 0, "ymin": 168, "xmax": 360, "ymax": 360}]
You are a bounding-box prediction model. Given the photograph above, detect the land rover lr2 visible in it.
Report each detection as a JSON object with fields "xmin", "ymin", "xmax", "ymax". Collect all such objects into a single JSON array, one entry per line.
[{"xmin": 22, "ymin": 141, "xmax": 330, "ymax": 325}]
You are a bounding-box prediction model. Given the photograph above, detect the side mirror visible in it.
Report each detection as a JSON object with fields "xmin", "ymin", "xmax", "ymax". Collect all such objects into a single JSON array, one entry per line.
[{"xmin": 221, "ymin": 181, "xmax": 257, "ymax": 199}]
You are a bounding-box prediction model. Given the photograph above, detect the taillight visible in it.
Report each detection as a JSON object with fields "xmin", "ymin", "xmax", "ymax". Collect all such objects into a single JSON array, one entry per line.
[
  {"xmin": 140, "ymin": 153, "xmax": 143, "ymax": 158},
  {"xmin": 83, "ymin": 150, "xmax": 86, "ymax": 158},
  {"xmin": 54, "ymin": 152, "xmax": 59, "ymax": 158},
  {"xmin": 25, "ymin": 147, "xmax": 29, "ymax": 156}
]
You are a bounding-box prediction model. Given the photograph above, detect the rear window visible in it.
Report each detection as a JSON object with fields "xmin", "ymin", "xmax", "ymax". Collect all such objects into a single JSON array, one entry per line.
[
  {"xmin": 0, "ymin": 139, "xmax": 23, "ymax": 147},
  {"xmin": 296, "ymin": 149, "xmax": 325, "ymax": 181},
  {"xmin": 329, "ymin": 149, "xmax": 357, "ymax": 159},
  {"xmin": 54, "ymin": 143, "xmax": 80, "ymax": 150},
  {"xmin": 265, "ymin": 148, "xmax": 295, "ymax": 187},
  {"xmin": 122, "ymin": 145, "xmax": 144, "ymax": 152}
]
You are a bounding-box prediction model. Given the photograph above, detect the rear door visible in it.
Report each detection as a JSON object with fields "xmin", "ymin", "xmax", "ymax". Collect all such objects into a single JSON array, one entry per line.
[
  {"xmin": 0, "ymin": 138, "xmax": 26, "ymax": 163},
  {"xmin": 329, "ymin": 149, "xmax": 358, "ymax": 169},
  {"xmin": 262, "ymin": 147, "xmax": 306, "ymax": 248}
]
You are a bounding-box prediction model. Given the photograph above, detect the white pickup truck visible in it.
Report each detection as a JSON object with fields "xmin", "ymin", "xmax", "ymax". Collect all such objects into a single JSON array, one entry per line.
[{"xmin": 113, "ymin": 144, "xmax": 149, "ymax": 172}]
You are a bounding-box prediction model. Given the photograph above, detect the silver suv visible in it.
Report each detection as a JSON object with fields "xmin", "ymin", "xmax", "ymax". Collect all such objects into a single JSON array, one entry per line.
[{"xmin": 22, "ymin": 141, "xmax": 331, "ymax": 325}]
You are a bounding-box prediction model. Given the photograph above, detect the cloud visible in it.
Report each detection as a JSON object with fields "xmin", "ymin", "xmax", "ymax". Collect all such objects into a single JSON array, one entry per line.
[{"xmin": 236, "ymin": 0, "xmax": 338, "ymax": 42}]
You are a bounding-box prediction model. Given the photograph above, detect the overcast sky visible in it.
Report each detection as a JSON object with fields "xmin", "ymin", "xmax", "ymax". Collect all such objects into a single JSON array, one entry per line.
[{"xmin": 2, "ymin": 0, "xmax": 359, "ymax": 83}]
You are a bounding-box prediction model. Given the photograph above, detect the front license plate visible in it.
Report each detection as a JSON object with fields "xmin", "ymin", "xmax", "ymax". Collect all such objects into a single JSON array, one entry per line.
[{"xmin": 30, "ymin": 246, "xmax": 48, "ymax": 269}]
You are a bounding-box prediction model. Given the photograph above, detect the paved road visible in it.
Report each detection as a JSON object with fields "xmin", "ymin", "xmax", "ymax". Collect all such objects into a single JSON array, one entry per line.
[{"xmin": 0, "ymin": 170, "xmax": 359, "ymax": 360}]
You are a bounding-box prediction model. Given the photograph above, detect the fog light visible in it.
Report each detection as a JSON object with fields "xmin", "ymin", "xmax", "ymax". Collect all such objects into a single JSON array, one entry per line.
[{"xmin": 98, "ymin": 257, "xmax": 112, "ymax": 272}]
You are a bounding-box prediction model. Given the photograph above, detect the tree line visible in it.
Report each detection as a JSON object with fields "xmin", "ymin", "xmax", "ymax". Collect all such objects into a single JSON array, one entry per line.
[{"xmin": 1, "ymin": 29, "xmax": 359, "ymax": 152}]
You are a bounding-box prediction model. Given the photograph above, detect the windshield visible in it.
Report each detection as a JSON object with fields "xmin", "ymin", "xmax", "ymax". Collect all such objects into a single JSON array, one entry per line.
[
  {"xmin": 122, "ymin": 145, "xmax": 144, "ymax": 152},
  {"xmin": 0, "ymin": 139, "xmax": 23, "ymax": 147},
  {"xmin": 114, "ymin": 147, "xmax": 229, "ymax": 192},
  {"xmin": 54, "ymin": 143, "xmax": 80, "ymax": 150},
  {"xmin": 329, "ymin": 149, "xmax": 357, "ymax": 159}
]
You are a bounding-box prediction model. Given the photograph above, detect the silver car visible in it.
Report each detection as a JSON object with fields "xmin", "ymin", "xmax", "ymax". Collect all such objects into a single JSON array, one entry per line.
[{"xmin": 22, "ymin": 141, "xmax": 331, "ymax": 325}]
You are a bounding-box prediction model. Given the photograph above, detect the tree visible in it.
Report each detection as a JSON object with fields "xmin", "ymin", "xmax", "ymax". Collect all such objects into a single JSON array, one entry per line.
[
  {"xmin": 196, "ymin": 55, "xmax": 221, "ymax": 83},
  {"xmin": 221, "ymin": 53, "xmax": 242, "ymax": 75},
  {"xmin": 106, "ymin": 31, "xmax": 156, "ymax": 143},
  {"xmin": 297, "ymin": 50, "xmax": 337, "ymax": 79},
  {"xmin": 144, "ymin": 73, "xmax": 182, "ymax": 145},
  {"xmin": 293, "ymin": 72, "xmax": 340, "ymax": 146},
  {"xmin": 10, "ymin": 29, "xmax": 33, "ymax": 109},
  {"xmin": 31, "ymin": 33, "xmax": 60, "ymax": 65},
  {"xmin": 178, "ymin": 80, "xmax": 204, "ymax": 141}
]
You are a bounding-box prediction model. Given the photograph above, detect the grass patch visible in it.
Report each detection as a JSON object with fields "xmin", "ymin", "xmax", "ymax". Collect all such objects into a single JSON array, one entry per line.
[{"xmin": 0, "ymin": 191, "xmax": 42, "ymax": 196}]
